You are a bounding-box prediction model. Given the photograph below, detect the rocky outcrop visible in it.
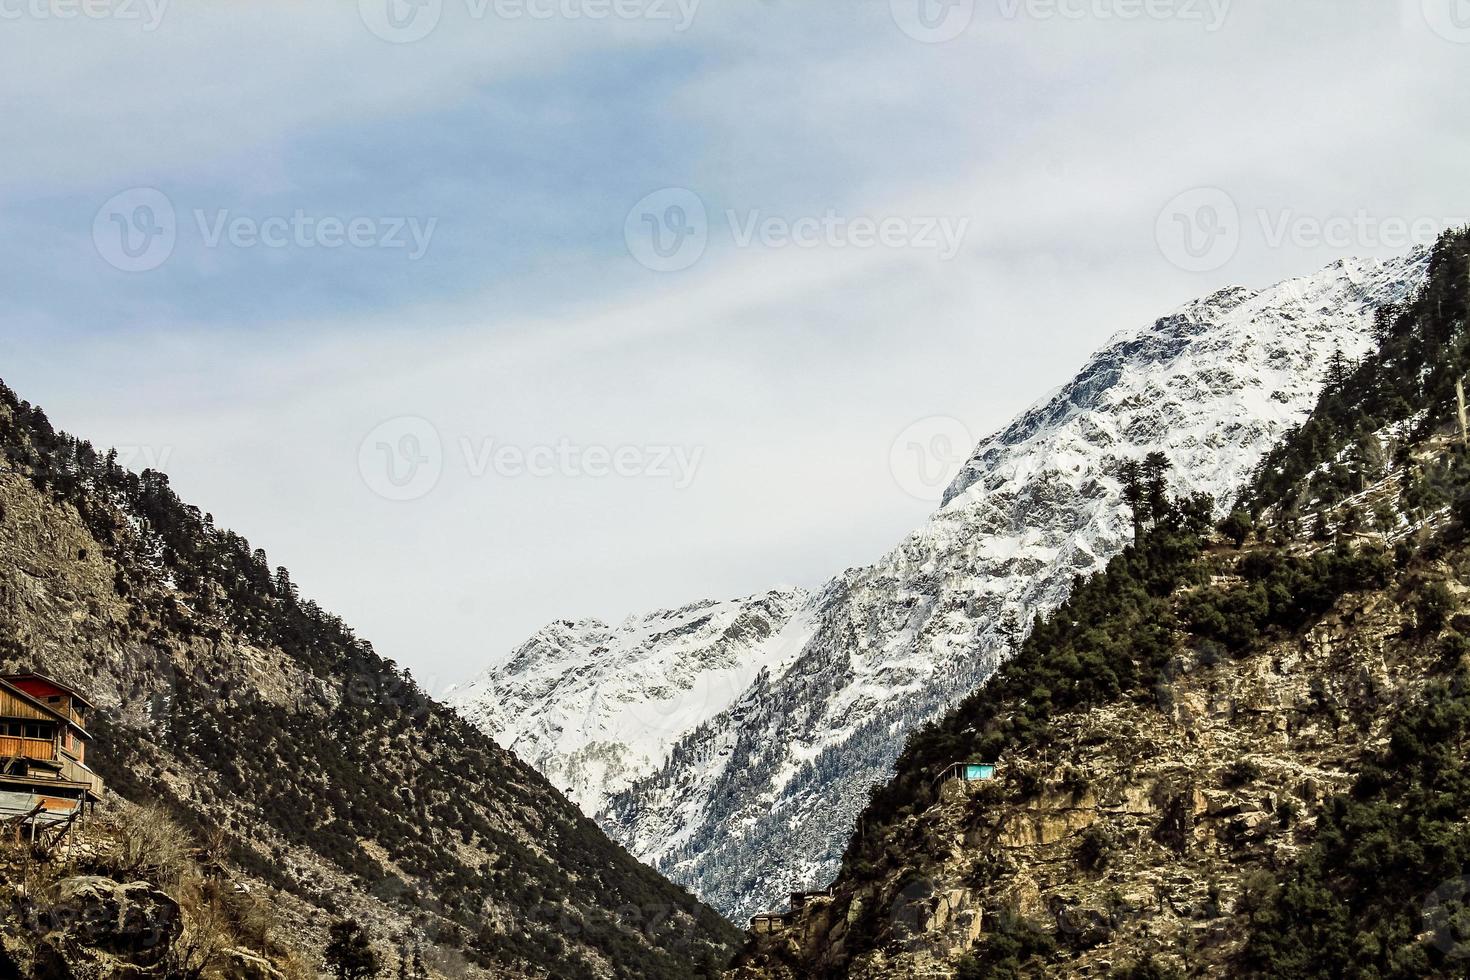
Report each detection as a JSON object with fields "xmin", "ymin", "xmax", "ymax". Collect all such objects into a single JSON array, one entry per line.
[
  {"xmin": 0, "ymin": 874, "xmax": 182, "ymax": 979},
  {"xmin": 45, "ymin": 876, "xmax": 182, "ymax": 962},
  {"xmin": 730, "ymin": 524, "xmax": 1453, "ymax": 977}
]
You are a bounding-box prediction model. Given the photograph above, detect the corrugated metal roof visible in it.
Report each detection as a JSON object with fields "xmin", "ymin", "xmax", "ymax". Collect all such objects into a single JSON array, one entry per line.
[{"xmin": 0, "ymin": 789, "xmax": 79, "ymax": 827}]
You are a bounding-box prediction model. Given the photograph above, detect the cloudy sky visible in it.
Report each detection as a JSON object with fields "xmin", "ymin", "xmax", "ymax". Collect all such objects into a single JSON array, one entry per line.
[{"xmin": 3, "ymin": 0, "xmax": 1468, "ymax": 688}]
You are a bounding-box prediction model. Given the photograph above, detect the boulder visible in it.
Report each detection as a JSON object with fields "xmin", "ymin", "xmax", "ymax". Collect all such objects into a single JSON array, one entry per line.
[{"xmin": 45, "ymin": 876, "xmax": 181, "ymax": 964}]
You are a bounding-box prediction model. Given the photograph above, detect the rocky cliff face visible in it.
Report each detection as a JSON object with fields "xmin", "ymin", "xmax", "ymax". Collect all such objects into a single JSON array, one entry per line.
[
  {"xmin": 731, "ymin": 539, "xmax": 1444, "ymax": 977},
  {"xmin": 589, "ymin": 251, "xmax": 1430, "ymax": 922},
  {"xmin": 0, "ymin": 384, "xmax": 739, "ymax": 979}
]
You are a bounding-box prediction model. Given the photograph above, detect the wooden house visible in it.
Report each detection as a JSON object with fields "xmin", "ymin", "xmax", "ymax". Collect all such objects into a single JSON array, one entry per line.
[{"xmin": 0, "ymin": 672, "xmax": 104, "ymax": 828}]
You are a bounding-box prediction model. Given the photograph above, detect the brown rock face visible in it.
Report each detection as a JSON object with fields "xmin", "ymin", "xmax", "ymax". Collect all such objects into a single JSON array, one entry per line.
[{"xmin": 729, "ymin": 543, "xmax": 1447, "ymax": 978}]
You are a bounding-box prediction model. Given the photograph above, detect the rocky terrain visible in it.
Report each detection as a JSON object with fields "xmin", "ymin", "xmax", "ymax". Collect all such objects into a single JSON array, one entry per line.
[
  {"xmin": 460, "ymin": 249, "xmax": 1431, "ymax": 922},
  {"xmin": 0, "ymin": 382, "xmax": 739, "ymax": 978},
  {"xmin": 733, "ymin": 527, "xmax": 1446, "ymax": 977},
  {"xmin": 0, "ymin": 797, "xmax": 309, "ymax": 979},
  {"xmin": 728, "ymin": 228, "xmax": 1470, "ymax": 978}
]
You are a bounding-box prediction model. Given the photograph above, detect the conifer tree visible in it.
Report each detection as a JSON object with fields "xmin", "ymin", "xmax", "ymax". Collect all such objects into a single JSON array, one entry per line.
[{"xmin": 325, "ymin": 920, "xmax": 380, "ymax": 980}]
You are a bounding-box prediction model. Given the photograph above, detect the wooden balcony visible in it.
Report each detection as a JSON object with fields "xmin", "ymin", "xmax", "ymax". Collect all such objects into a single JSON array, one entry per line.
[
  {"xmin": 0, "ymin": 737, "xmax": 102, "ymax": 799},
  {"xmin": 0, "ymin": 736, "xmax": 57, "ymax": 762},
  {"xmin": 58, "ymin": 757, "xmax": 104, "ymax": 799}
]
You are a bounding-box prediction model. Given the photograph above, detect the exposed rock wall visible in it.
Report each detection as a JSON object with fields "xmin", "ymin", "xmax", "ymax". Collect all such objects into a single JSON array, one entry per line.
[{"xmin": 730, "ymin": 533, "xmax": 1453, "ymax": 977}]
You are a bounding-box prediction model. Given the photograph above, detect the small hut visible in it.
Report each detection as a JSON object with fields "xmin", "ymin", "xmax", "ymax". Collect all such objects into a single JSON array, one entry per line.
[
  {"xmin": 749, "ymin": 913, "xmax": 789, "ymax": 935},
  {"xmin": 935, "ymin": 762, "xmax": 997, "ymax": 787}
]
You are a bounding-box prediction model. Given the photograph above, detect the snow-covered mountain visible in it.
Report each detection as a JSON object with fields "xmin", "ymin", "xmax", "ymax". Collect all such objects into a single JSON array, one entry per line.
[
  {"xmin": 445, "ymin": 587, "xmax": 811, "ymax": 814},
  {"xmin": 452, "ymin": 251, "xmax": 1430, "ymax": 921}
]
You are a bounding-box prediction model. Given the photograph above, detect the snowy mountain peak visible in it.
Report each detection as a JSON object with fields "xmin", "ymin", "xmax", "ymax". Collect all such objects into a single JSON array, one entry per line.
[
  {"xmin": 451, "ymin": 249, "xmax": 1430, "ymax": 921},
  {"xmin": 445, "ymin": 586, "xmax": 811, "ymax": 814}
]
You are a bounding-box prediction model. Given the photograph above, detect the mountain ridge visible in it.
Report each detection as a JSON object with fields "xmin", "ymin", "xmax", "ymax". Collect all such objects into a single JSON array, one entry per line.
[
  {"xmin": 454, "ymin": 249, "xmax": 1431, "ymax": 922},
  {"xmin": 730, "ymin": 226, "xmax": 1470, "ymax": 979},
  {"xmin": 0, "ymin": 382, "xmax": 740, "ymax": 978}
]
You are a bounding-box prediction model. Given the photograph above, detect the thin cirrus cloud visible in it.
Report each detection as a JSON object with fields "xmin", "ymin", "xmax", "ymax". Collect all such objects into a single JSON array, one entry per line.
[{"xmin": 2, "ymin": 1, "xmax": 1470, "ymax": 681}]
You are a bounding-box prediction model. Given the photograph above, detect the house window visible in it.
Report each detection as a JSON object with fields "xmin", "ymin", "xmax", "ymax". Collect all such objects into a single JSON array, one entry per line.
[{"xmin": 21, "ymin": 723, "xmax": 52, "ymax": 740}]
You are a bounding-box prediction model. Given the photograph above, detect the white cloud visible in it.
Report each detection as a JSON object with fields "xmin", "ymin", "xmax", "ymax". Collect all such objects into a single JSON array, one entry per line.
[{"xmin": 4, "ymin": 0, "xmax": 1470, "ymax": 681}]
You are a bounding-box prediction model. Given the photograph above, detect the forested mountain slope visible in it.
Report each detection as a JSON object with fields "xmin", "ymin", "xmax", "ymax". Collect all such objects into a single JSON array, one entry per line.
[
  {"xmin": 730, "ymin": 230, "xmax": 1470, "ymax": 979},
  {"xmin": 0, "ymin": 382, "xmax": 740, "ymax": 979}
]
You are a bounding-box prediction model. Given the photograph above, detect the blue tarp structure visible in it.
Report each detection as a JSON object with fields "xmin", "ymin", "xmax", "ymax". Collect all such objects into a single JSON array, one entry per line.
[{"xmin": 963, "ymin": 764, "xmax": 997, "ymax": 781}]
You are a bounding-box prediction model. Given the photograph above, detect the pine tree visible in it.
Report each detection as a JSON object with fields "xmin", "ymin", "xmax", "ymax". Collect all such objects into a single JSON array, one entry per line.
[
  {"xmin": 1325, "ymin": 345, "xmax": 1349, "ymax": 390},
  {"xmin": 1142, "ymin": 452, "xmax": 1172, "ymax": 523},
  {"xmin": 325, "ymin": 920, "xmax": 380, "ymax": 980}
]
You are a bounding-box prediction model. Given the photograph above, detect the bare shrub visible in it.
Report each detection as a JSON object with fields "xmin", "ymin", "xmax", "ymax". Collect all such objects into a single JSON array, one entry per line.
[
  {"xmin": 108, "ymin": 801, "xmax": 194, "ymax": 886},
  {"xmin": 164, "ymin": 875, "xmax": 234, "ymax": 979},
  {"xmin": 278, "ymin": 949, "xmax": 322, "ymax": 980}
]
